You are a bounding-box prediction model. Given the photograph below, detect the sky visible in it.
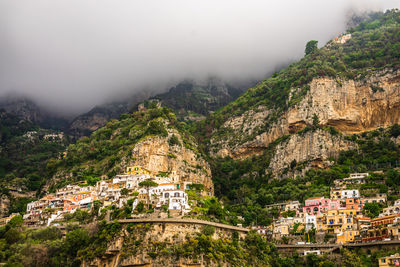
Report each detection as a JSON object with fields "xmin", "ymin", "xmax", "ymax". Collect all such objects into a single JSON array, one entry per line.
[{"xmin": 0, "ymin": 0, "xmax": 399, "ymax": 115}]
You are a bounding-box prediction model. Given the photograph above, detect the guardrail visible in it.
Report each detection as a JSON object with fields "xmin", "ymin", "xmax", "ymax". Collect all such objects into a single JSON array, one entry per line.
[{"xmin": 118, "ymin": 218, "xmax": 249, "ymax": 233}]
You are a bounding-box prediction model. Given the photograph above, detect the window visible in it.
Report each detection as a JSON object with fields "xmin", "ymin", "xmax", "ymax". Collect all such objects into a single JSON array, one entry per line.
[
  {"xmin": 174, "ymin": 192, "xmax": 180, "ymax": 197},
  {"xmin": 165, "ymin": 193, "xmax": 169, "ymax": 198}
]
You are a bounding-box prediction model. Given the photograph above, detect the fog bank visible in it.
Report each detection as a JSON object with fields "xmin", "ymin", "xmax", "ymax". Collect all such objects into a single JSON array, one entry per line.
[{"xmin": 0, "ymin": 0, "xmax": 399, "ymax": 114}]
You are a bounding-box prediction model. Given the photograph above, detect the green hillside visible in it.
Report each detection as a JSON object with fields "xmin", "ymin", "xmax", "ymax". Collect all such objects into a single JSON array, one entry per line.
[
  {"xmin": 0, "ymin": 110, "xmax": 68, "ymax": 192},
  {"xmin": 195, "ymin": 10, "xmax": 400, "ymax": 150},
  {"xmin": 49, "ymin": 102, "xmax": 201, "ymax": 189}
]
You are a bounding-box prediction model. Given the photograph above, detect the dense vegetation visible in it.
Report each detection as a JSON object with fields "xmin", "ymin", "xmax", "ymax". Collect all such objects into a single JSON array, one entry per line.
[
  {"xmin": 0, "ymin": 215, "xmax": 121, "ymax": 267},
  {"xmin": 0, "ymin": 110, "xmax": 68, "ymax": 214},
  {"xmin": 210, "ymin": 125, "xmax": 400, "ymax": 226}
]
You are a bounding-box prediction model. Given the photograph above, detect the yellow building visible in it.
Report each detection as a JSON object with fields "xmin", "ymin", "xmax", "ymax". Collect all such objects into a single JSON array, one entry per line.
[
  {"xmin": 330, "ymin": 188, "xmax": 342, "ymax": 200},
  {"xmin": 326, "ymin": 214, "xmax": 347, "ymax": 234},
  {"xmin": 336, "ymin": 230, "xmax": 359, "ymax": 244},
  {"xmin": 126, "ymin": 166, "xmax": 151, "ymax": 176},
  {"xmin": 338, "ymin": 209, "xmax": 357, "ymax": 216},
  {"xmin": 379, "ymin": 253, "xmax": 400, "ymax": 267}
]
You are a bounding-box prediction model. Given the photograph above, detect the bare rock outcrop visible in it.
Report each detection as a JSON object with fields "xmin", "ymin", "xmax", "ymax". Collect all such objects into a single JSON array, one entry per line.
[
  {"xmin": 211, "ymin": 70, "xmax": 400, "ymax": 168},
  {"xmin": 269, "ymin": 129, "xmax": 355, "ymax": 176},
  {"xmin": 123, "ymin": 129, "xmax": 214, "ymax": 194}
]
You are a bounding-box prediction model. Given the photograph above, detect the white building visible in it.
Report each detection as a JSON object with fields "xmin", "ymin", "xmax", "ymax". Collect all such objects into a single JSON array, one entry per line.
[
  {"xmin": 305, "ymin": 215, "xmax": 317, "ymax": 231},
  {"xmin": 341, "ymin": 190, "xmax": 360, "ymax": 199},
  {"xmin": 343, "ymin": 173, "xmax": 369, "ymax": 184},
  {"xmin": 158, "ymin": 189, "xmax": 190, "ymax": 211},
  {"xmin": 139, "ymin": 183, "xmax": 176, "ymax": 197}
]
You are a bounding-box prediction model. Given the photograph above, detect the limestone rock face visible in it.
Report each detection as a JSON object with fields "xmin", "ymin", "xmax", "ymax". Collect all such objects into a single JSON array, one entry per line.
[
  {"xmin": 269, "ymin": 129, "xmax": 355, "ymax": 176},
  {"xmin": 286, "ymin": 70, "xmax": 400, "ymax": 134},
  {"xmin": 210, "ymin": 106, "xmax": 272, "ymax": 158},
  {"xmin": 210, "ymin": 70, "xmax": 400, "ymax": 173},
  {"xmin": 124, "ymin": 129, "xmax": 214, "ymax": 194}
]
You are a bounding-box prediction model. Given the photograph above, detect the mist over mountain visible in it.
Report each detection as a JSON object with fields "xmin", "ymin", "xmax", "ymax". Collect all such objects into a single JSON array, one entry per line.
[{"xmin": 1, "ymin": 0, "xmax": 399, "ymax": 115}]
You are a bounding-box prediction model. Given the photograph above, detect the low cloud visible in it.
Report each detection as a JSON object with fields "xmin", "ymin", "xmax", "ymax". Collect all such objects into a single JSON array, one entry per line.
[{"xmin": 0, "ymin": 0, "xmax": 399, "ymax": 114}]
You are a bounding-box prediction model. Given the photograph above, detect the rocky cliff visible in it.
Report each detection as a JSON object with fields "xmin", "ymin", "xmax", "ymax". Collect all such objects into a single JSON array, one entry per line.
[
  {"xmin": 124, "ymin": 131, "xmax": 213, "ymax": 193},
  {"xmin": 269, "ymin": 129, "xmax": 355, "ymax": 176},
  {"xmin": 210, "ymin": 69, "xmax": 400, "ymax": 174}
]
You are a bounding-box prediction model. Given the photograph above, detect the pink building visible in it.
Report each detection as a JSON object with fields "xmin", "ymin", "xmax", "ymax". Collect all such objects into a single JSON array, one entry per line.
[{"xmin": 303, "ymin": 197, "xmax": 340, "ymax": 215}]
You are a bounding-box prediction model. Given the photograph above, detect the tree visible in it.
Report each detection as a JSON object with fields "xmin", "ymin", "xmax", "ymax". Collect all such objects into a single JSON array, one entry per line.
[
  {"xmin": 363, "ymin": 202, "xmax": 383, "ymax": 218},
  {"xmin": 312, "ymin": 113, "xmax": 320, "ymax": 128},
  {"xmin": 390, "ymin": 124, "xmax": 400, "ymax": 138},
  {"xmin": 64, "ymin": 228, "xmax": 90, "ymax": 259},
  {"xmin": 168, "ymin": 134, "xmax": 181, "ymax": 147},
  {"xmin": 342, "ymin": 249, "xmax": 363, "ymax": 267},
  {"xmin": 121, "ymin": 188, "xmax": 129, "ymax": 196},
  {"xmin": 305, "ymin": 40, "xmax": 318, "ymax": 55}
]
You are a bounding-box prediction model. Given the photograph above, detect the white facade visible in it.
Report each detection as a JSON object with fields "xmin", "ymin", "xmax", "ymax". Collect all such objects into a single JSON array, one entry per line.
[
  {"xmin": 305, "ymin": 215, "xmax": 317, "ymax": 231},
  {"xmin": 341, "ymin": 190, "xmax": 360, "ymax": 199},
  {"xmin": 139, "ymin": 183, "xmax": 176, "ymax": 196},
  {"xmin": 158, "ymin": 190, "xmax": 190, "ymax": 211}
]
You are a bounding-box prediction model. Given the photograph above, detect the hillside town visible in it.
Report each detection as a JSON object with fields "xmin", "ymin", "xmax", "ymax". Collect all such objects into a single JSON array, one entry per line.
[
  {"xmin": 13, "ymin": 169, "xmax": 400, "ymax": 249},
  {"xmin": 21, "ymin": 166, "xmax": 206, "ymax": 226},
  {"xmin": 256, "ymin": 173, "xmax": 400, "ymax": 245}
]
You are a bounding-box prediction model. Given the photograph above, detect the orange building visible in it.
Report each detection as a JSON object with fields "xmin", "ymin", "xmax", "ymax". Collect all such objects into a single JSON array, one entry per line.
[
  {"xmin": 70, "ymin": 191, "xmax": 97, "ymax": 202},
  {"xmin": 345, "ymin": 198, "xmax": 362, "ymax": 210}
]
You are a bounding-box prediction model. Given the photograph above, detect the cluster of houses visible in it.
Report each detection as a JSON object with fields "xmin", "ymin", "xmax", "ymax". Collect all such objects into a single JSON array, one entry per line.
[
  {"xmin": 262, "ymin": 173, "xmax": 400, "ymax": 244},
  {"xmin": 23, "ymin": 166, "xmax": 197, "ymax": 226}
]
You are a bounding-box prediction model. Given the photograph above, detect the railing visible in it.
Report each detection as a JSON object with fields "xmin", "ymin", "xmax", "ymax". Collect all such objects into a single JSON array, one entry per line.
[{"xmin": 118, "ymin": 218, "xmax": 249, "ymax": 232}]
